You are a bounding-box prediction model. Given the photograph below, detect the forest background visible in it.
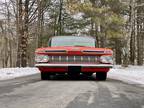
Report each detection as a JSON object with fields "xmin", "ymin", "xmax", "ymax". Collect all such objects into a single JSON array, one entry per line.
[{"xmin": 0, "ymin": 0, "xmax": 143, "ymax": 68}]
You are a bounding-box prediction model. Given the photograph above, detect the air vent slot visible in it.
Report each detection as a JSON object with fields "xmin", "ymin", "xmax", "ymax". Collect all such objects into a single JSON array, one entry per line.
[
  {"xmin": 45, "ymin": 50, "xmax": 66, "ymax": 53},
  {"xmin": 83, "ymin": 50, "xmax": 104, "ymax": 54}
]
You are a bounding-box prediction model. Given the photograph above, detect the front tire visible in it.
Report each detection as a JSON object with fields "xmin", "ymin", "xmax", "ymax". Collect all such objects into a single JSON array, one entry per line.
[{"xmin": 96, "ymin": 72, "xmax": 107, "ymax": 81}]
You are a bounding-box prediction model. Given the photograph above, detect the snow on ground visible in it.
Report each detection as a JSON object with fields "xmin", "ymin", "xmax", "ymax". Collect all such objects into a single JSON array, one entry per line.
[
  {"xmin": 0, "ymin": 67, "xmax": 39, "ymax": 80},
  {"xmin": 108, "ymin": 65, "xmax": 144, "ymax": 86},
  {"xmin": 0, "ymin": 66, "xmax": 144, "ymax": 86}
]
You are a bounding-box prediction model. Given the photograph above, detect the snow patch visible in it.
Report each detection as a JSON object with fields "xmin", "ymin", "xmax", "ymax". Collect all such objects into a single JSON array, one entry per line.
[
  {"xmin": 108, "ymin": 65, "xmax": 144, "ymax": 86},
  {"xmin": 0, "ymin": 67, "xmax": 40, "ymax": 80}
]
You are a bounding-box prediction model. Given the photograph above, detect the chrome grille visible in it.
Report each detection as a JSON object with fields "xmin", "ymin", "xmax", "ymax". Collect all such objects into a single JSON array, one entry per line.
[{"xmin": 49, "ymin": 56, "xmax": 99, "ymax": 63}]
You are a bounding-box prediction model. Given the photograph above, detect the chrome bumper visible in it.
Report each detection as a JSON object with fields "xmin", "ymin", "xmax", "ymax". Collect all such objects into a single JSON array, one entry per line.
[{"xmin": 35, "ymin": 63, "xmax": 113, "ymax": 68}]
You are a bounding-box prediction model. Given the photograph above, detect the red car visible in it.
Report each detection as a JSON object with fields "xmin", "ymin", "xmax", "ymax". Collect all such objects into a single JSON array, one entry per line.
[{"xmin": 35, "ymin": 36, "xmax": 113, "ymax": 80}]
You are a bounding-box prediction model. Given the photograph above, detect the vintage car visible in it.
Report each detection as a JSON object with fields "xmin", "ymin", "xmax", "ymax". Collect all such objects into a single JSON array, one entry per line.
[{"xmin": 35, "ymin": 36, "xmax": 113, "ymax": 80}]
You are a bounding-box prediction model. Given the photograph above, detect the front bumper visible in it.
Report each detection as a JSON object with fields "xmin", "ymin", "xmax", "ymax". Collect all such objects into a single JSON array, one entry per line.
[
  {"xmin": 35, "ymin": 63, "xmax": 113, "ymax": 73},
  {"xmin": 35, "ymin": 63, "xmax": 113, "ymax": 68}
]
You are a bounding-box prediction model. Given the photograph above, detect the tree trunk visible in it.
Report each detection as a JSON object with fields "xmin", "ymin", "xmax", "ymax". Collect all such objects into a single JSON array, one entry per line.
[
  {"xmin": 16, "ymin": 0, "xmax": 22, "ymax": 67},
  {"xmin": 16, "ymin": 0, "xmax": 29, "ymax": 67},
  {"xmin": 21, "ymin": 0, "xmax": 29, "ymax": 67},
  {"xmin": 137, "ymin": 0, "xmax": 144, "ymax": 65},
  {"xmin": 37, "ymin": 0, "xmax": 43, "ymax": 48},
  {"xmin": 57, "ymin": 0, "xmax": 63, "ymax": 35},
  {"xmin": 129, "ymin": 0, "xmax": 136, "ymax": 65},
  {"xmin": 115, "ymin": 39, "xmax": 122, "ymax": 64}
]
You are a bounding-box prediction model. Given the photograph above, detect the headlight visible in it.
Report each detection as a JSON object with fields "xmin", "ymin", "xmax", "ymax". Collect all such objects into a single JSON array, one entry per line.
[
  {"xmin": 100, "ymin": 56, "xmax": 113, "ymax": 64},
  {"xmin": 35, "ymin": 54, "xmax": 49, "ymax": 63}
]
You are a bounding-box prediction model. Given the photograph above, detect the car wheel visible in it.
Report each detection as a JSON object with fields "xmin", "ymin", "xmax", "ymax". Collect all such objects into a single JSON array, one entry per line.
[
  {"xmin": 41, "ymin": 72, "xmax": 51, "ymax": 80},
  {"xmin": 96, "ymin": 72, "xmax": 107, "ymax": 81}
]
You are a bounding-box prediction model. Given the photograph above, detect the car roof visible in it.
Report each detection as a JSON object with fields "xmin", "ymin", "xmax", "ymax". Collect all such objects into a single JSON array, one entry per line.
[{"xmin": 51, "ymin": 36, "xmax": 95, "ymax": 40}]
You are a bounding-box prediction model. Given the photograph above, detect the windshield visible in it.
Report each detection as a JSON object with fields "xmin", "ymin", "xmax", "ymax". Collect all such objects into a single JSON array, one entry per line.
[{"xmin": 50, "ymin": 36, "xmax": 96, "ymax": 47}]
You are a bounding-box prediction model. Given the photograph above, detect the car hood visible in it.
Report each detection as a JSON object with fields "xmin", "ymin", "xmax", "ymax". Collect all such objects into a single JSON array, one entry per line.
[{"xmin": 35, "ymin": 46, "xmax": 113, "ymax": 56}]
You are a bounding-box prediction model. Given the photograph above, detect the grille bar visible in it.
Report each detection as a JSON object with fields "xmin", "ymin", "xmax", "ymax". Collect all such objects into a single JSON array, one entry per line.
[{"xmin": 49, "ymin": 56, "xmax": 99, "ymax": 63}]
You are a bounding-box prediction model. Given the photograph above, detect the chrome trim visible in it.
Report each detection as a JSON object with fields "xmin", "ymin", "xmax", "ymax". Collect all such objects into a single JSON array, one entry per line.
[
  {"xmin": 35, "ymin": 63, "xmax": 113, "ymax": 68},
  {"xmin": 48, "ymin": 55, "xmax": 99, "ymax": 63},
  {"xmin": 74, "ymin": 56, "xmax": 76, "ymax": 62},
  {"xmin": 95, "ymin": 57, "xmax": 97, "ymax": 61},
  {"xmin": 81, "ymin": 56, "xmax": 83, "ymax": 61},
  {"xmin": 66, "ymin": 56, "xmax": 68, "ymax": 61},
  {"xmin": 88, "ymin": 56, "xmax": 90, "ymax": 62},
  {"xmin": 52, "ymin": 56, "xmax": 54, "ymax": 61},
  {"xmin": 59, "ymin": 56, "xmax": 61, "ymax": 61}
]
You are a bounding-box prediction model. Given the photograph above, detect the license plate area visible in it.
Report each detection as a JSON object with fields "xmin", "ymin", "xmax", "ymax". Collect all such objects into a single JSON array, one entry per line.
[{"xmin": 68, "ymin": 66, "xmax": 81, "ymax": 72}]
